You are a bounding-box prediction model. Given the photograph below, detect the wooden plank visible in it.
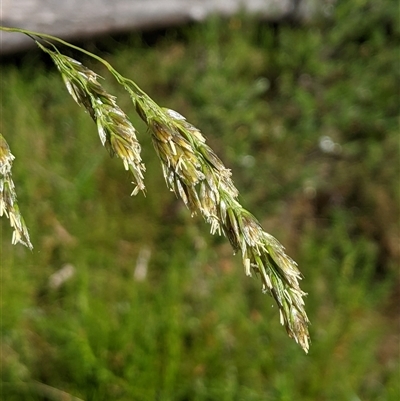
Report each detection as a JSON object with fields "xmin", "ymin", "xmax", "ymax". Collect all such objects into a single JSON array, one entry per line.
[{"xmin": 0, "ymin": 0, "xmax": 313, "ymax": 54}]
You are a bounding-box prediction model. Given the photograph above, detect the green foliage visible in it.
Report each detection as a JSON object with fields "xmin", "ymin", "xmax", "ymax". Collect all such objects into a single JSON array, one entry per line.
[{"xmin": 1, "ymin": 0, "xmax": 398, "ymax": 399}]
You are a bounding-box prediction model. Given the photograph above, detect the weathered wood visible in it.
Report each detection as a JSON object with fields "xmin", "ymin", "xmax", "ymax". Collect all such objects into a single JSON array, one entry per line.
[{"xmin": 0, "ymin": 0, "xmax": 315, "ymax": 54}]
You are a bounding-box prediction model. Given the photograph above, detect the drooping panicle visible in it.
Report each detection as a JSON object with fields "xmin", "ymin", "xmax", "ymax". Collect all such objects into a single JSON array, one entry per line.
[{"xmin": 0, "ymin": 29, "xmax": 310, "ymax": 351}]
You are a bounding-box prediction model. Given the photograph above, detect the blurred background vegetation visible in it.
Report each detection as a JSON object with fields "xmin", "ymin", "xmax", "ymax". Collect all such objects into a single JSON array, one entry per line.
[{"xmin": 1, "ymin": 0, "xmax": 399, "ymax": 400}]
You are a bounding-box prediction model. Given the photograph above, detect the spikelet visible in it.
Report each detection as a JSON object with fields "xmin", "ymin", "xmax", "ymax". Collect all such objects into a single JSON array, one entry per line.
[
  {"xmin": 0, "ymin": 134, "xmax": 33, "ymax": 249},
  {"xmin": 132, "ymin": 99, "xmax": 310, "ymax": 352},
  {"xmin": 37, "ymin": 43, "xmax": 145, "ymax": 196}
]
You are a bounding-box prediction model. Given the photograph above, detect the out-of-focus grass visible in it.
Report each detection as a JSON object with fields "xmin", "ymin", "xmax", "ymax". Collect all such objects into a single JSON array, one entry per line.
[{"xmin": 1, "ymin": 1, "xmax": 399, "ymax": 400}]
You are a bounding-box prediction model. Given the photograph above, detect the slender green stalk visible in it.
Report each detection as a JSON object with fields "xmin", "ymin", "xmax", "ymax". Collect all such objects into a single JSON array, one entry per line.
[{"xmin": 0, "ymin": 26, "xmax": 310, "ymax": 352}]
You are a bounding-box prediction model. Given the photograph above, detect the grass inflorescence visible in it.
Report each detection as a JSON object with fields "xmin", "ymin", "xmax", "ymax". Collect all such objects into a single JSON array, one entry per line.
[{"xmin": 0, "ymin": 26, "xmax": 310, "ymax": 352}]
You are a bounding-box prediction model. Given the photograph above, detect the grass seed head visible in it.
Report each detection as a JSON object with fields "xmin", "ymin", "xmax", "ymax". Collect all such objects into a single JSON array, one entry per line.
[{"xmin": 29, "ymin": 41, "xmax": 311, "ymax": 351}]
